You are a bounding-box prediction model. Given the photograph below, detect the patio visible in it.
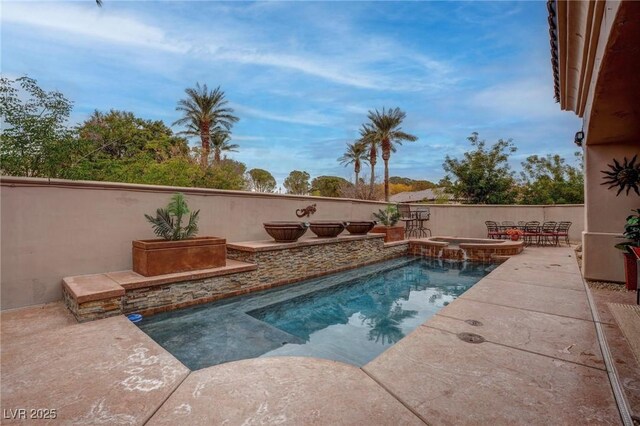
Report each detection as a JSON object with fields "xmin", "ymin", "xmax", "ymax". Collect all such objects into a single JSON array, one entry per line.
[{"xmin": 1, "ymin": 246, "xmax": 632, "ymax": 424}]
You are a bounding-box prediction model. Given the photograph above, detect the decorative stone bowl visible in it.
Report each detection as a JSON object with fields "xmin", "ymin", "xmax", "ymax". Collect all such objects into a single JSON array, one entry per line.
[
  {"xmin": 309, "ymin": 221, "xmax": 348, "ymax": 238},
  {"xmin": 263, "ymin": 221, "xmax": 309, "ymax": 243},
  {"xmin": 346, "ymin": 220, "xmax": 377, "ymax": 235}
]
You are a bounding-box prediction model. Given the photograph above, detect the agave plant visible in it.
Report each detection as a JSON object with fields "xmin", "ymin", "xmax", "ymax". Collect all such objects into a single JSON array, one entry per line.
[
  {"xmin": 144, "ymin": 193, "xmax": 200, "ymax": 241},
  {"xmin": 373, "ymin": 204, "xmax": 401, "ymax": 227}
]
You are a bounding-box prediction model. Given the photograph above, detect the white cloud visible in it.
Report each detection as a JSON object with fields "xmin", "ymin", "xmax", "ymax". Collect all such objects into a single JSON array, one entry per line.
[
  {"xmin": 470, "ymin": 78, "xmax": 559, "ymax": 120},
  {"xmin": 2, "ymin": 2, "xmax": 186, "ymax": 53},
  {"xmin": 233, "ymin": 104, "xmax": 337, "ymax": 127}
]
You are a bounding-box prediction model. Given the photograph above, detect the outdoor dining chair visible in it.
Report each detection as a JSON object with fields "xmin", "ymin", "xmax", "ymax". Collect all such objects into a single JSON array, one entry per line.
[
  {"xmin": 398, "ymin": 204, "xmax": 419, "ymax": 238},
  {"xmin": 539, "ymin": 221, "xmax": 558, "ymax": 246},
  {"xmin": 413, "ymin": 206, "xmax": 432, "ymax": 237},
  {"xmin": 554, "ymin": 221, "xmax": 572, "ymax": 246},
  {"xmin": 485, "ymin": 221, "xmax": 503, "ymax": 239},
  {"xmin": 522, "ymin": 221, "xmax": 541, "ymax": 246}
]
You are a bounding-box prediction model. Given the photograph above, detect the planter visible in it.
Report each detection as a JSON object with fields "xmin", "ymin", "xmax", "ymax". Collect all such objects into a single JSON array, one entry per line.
[
  {"xmin": 510, "ymin": 235, "xmax": 521, "ymax": 241},
  {"xmin": 371, "ymin": 225, "xmax": 405, "ymax": 243},
  {"xmin": 133, "ymin": 237, "xmax": 226, "ymax": 277},
  {"xmin": 623, "ymin": 251, "xmax": 638, "ymax": 291},
  {"xmin": 346, "ymin": 221, "xmax": 377, "ymax": 235},
  {"xmin": 309, "ymin": 221, "xmax": 347, "ymax": 238},
  {"xmin": 263, "ymin": 221, "xmax": 309, "ymax": 243}
]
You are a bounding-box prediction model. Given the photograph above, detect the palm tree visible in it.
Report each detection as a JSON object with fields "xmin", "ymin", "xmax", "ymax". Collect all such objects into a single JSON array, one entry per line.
[
  {"xmin": 358, "ymin": 124, "xmax": 379, "ymax": 199},
  {"xmin": 338, "ymin": 142, "xmax": 369, "ymax": 186},
  {"xmin": 366, "ymin": 107, "xmax": 418, "ymax": 201},
  {"xmin": 210, "ymin": 128, "xmax": 239, "ymax": 164},
  {"xmin": 173, "ymin": 83, "xmax": 238, "ymax": 168}
]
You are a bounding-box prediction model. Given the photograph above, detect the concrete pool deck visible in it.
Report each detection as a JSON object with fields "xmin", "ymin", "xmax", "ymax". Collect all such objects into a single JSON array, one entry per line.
[{"xmin": 0, "ymin": 247, "xmax": 628, "ymax": 424}]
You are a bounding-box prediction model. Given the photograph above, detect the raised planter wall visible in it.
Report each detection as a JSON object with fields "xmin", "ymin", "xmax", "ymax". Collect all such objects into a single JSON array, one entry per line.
[
  {"xmin": 1, "ymin": 177, "xmax": 584, "ymax": 310},
  {"xmin": 63, "ymin": 235, "xmax": 409, "ymax": 321}
]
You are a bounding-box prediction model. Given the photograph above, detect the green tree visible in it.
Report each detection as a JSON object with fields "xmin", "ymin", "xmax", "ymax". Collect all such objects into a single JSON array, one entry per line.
[
  {"xmin": 200, "ymin": 159, "xmax": 248, "ymax": 190},
  {"xmin": 389, "ymin": 177, "xmax": 436, "ymax": 191},
  {"xmin": 338, "ymin": 142, "xmax": 369, "ymax": 186},
  {"xmin": 283, "ymin": 170, "xmax": 311, "ymax": 195},
  {"xmin": 173, "ymin": 83, "xmax": 238, "ymax": 168},
  {"xmin": 210, "ymin": 128, "xmax": 239, "ymax": 164},
  {"xmin": 0, "ymin": 76, "xmax": 79, "ymax": 178},
  {"xmin": 248, "ymin": 168, "xmax": 276, "ymax": 193},
  {"xmin": 518, "ymin": 152, "xmax": 584, "ymax": 204},
  {"xmin": 443, "ymin": 132, "xmax": 517, "ymax": 204},
  {"xmin": 364, "ymin": 107, "xmax": 418, "ymax": 201},
  {"xmin": 311, "ymin": 175, "xmax": 350, "ymax": 197},
  {"xmin": 74, "ymin": 109, "xmax": 191, "ymax": 183}
]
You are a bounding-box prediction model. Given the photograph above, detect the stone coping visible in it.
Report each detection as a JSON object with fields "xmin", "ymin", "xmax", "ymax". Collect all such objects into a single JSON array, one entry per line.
[
  {"xmin": 62, "ymin": 274, "xmax": 124, "ymax": 304},
  {"xmin": 411, "ymin": 236, "xmax": 523, "ymax": 250},
  {"xmin": 383, "ymin": 240, "xmax": 410, "ymax": 248},
  {"xmin": 227, "ymin": 233, "xmax": 385, "ymax": 252},
  {"xmin": 63, "ymin": 259, "xmax": 257, "ymax": 302}
]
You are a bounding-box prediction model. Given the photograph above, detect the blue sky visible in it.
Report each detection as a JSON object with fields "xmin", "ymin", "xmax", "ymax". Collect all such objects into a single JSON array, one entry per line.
[{"xmin": 2, "ymin": 1, "xmax": 581, "ymax": 188}]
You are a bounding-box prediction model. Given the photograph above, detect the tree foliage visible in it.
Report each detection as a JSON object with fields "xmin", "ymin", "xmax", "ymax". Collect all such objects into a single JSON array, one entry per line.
[
  {"xmin": 283, "ymin": 170, "xmax": 311, "ymax": 195},
  {"xmin": 248, "ymin": 168, "xmax": 276, "ymax": 193},
  {"xmin": 362, "ymin": 107, "xmax": 418, "ymax": 201},
  {"xmin": 518, "ymin": 152, "xmax": 583, "ymax": 204},
  {"xmin": 1, "ymin": 76, "xmax": 78, "ymax": 178},
  {"xmin": 443, "ymin": 132, "xmax": 517, "ymax": 204},
  {"xmin": 338, "ymin": 142, "xmax": 369, "ymax": 186},
  {"xmin": 311, "ymin": 175, "xmax": 350, "ymax": 197},
  {"xmin": 173, "ymin": 83, "xmax": 238, "ymax": 168}
]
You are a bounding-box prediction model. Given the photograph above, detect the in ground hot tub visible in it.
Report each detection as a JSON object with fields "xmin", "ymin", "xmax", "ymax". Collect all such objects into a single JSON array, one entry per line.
[{"xmin": 409, "ymin": 236, "xmax": 523, "ymax": 261}]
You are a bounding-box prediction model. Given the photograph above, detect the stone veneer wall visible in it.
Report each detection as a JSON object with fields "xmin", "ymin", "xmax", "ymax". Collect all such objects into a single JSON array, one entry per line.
[
  {"xmin": 63, "ymin": 286, "xmax": 123, "ymax": 322},
  {"xmin": 227, "ymin": 238, "xmax": 407, "ymax": 286},
  {"xmin": 65, "ymin": 237, "xmax": 409, "ymax": 320},
  {"xmin": 128, "ymin": 239, "xmax": 408, "ymax": 316}
]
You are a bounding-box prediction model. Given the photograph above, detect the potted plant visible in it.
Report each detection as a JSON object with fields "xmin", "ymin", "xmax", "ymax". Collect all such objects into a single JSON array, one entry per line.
[
  {"xmin": 133, "ymin": 193, "xmax": 226, "ymax": 276},
  {"xmin": 614, "ymin": 209, "xmax": 640, "ymax": 290},
  {"xmin": 505, "ymin": 228, "xmax": 524, "ymax": 241},
  {"xmin": 371, "ymin": 205, "xmax": 405, "ymax": 243}
]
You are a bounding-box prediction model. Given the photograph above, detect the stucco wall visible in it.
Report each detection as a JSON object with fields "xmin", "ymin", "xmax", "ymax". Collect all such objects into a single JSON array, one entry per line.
[
  {"xmin": 583, "ymin": 142, "xmax": 640, "ymax": 283},
  {"xmin": 0, "ymin": 177, "xmax": 584, "ymax": 310}
]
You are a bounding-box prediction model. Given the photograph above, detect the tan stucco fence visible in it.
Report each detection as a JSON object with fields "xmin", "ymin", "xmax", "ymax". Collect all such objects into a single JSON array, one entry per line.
[{"xmin": 1, "ymin": 177, "xmax": 585, "ymax": 310}]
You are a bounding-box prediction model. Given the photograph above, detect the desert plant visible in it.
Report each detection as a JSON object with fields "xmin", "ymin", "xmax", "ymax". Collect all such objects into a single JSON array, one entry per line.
[
  {"xmin": 144, "ymin": 193, "xmax": 200, "ymax": 240},
  {"xmin": 614, "ymin": 209, "xmax": 640, "ymax": 253},
  {"xmin": 373, "ymin": 204, "xmax": 401, "ymax": 227}
]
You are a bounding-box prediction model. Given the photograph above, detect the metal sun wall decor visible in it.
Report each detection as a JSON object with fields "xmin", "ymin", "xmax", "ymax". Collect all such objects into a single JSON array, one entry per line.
[{"xmin": 600, "ymin": 154, "xmax": 640, "ymax": 196}]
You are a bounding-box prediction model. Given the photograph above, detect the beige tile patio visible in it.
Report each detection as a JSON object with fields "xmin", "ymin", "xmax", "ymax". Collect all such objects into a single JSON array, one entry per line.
[
  {"xmin": 486, "ymin": 266, "xmax": 585, "ymax": 291},
  {"xmin": 0, "ymin": 316, "xmax": 189, "ymax": 425},
  {"xmin": 364, "ymin": 326, "xmax": 619, "ymax": 425},
  {"xmin": 147, "ymin": 357, "xmax": 424, "ymax": 425},
  {"xmin": 460, "ymin": 278, "xmax": 593, "ymax": 320},
  {"xmin": 0, "ymin": 301, "xmax": 77, "ymax": 340},
  {"xmin": 428, "ymin": 298, "xmax": 604, "ymax": 369}
]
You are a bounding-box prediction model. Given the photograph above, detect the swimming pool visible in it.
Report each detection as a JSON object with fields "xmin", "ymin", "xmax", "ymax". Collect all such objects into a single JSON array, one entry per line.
[{"xmin": 137, "ymin": 256, "xmax": 496, "ymax": 370}]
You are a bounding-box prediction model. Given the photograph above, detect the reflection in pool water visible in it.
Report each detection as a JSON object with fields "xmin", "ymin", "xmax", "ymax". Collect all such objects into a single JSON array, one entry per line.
[{"xmin": 138, "ymin": 257, "xmax": 496, "ymax": 370}]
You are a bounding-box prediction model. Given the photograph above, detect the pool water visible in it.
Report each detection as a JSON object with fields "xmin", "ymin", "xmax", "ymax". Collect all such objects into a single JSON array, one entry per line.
[{"xmin": 137, "ymin": 257, "xmax": 496, "ymax": 370}]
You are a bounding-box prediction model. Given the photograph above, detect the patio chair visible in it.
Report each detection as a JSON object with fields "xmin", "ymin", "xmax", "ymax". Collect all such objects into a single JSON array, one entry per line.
[
  {"xmin": 522, "ymin": 221, "xmax": 541, "ymax": 246},
  {"xmin": 414, "ymin": 206, "xmax": 432, "ymax": 237},
  {"xmin": 554, "ymin": 221, "xmax": 572, "ymax": 246},
  {"xmin": 517, "ymin": 221, "xmax": 527, "ymax": 228},
  {"xmin": 539, "ymin": 221, "xmax": 558, "ymax": 246},
  {"xmin": 398, "ymin": 204, "xmax": 419, "ymax": 238},
  {"xmin": 485, "ymin": 221, "xmax": 502, "ymax": 239}
]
